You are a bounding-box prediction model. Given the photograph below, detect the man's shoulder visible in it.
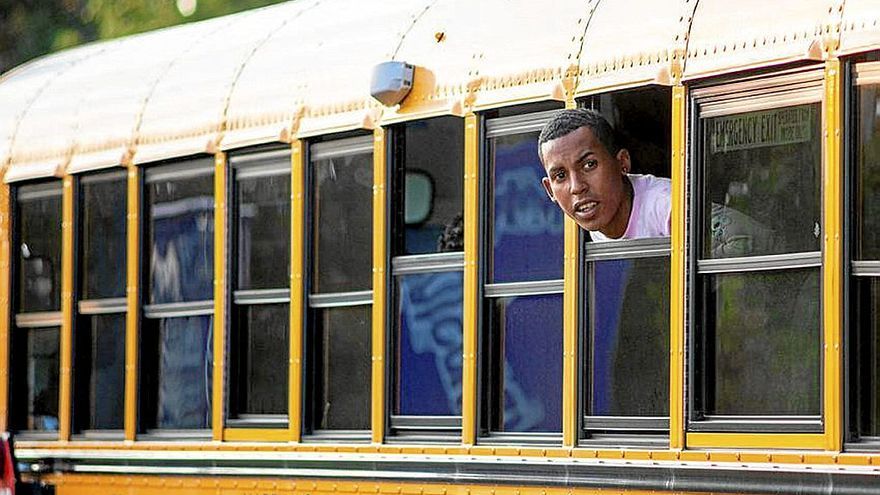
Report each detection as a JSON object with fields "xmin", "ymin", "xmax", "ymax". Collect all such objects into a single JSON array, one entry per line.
[
  {"xmin": 630, "ymin": 173, "xmax": 671, "ymax": 211},
  {"xmin": 628, "ymin": 173, "xmax": 671, "ymax": 238},
  {"xmin": 629, "ymin": 173, "xmax": 671, "ymax": 192}
]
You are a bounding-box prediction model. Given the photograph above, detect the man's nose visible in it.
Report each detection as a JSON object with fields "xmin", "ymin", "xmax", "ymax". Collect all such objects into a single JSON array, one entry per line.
[{"xmin": 568, "ymin": 172, "xmax": 588, "ymax": 194}]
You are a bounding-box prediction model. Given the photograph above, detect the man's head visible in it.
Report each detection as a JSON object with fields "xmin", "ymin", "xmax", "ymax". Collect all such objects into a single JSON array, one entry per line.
[{"xmin": 538, "ymin": 108, "xmax": 632, "ymax": 238}]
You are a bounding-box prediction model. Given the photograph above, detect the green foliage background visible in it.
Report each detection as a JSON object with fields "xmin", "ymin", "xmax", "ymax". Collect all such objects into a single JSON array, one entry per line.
[{"xmin": 0, "ymin": 0, "xmax": 287, "ymax": 75}]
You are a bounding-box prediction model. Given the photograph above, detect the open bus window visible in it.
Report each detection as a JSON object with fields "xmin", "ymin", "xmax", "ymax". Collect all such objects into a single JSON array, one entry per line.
[
  {"xmin": 10, "ymin": 181, "xmax": 62, "ymax": 436},
  {"xmin": 481, "ymin": 105, "xmax": 564, "ymax": 441},
  {"xmin": 140, "ymin": 160, "xmax": 215, "ymax": 433},
  {"xmin": 389, "ymin": 116, "xmax": 464, "ymax": 439},
  {"xmin": 74, "ymin": 171, "xmax": 127, "ymax": 435},
  {"xmin": 690, "ymin": 71, "xmax": 823, "ymax": 432},
  {"xmin": 851, "ymin": 63, "xmax": 880, "ymax": 444},
  {"xmin": 577, "ymin": 88, "xmax": 671, "ymax": 440},
  {"xmin": 306, "ymin": 135, "xmax": 373, "ymax": 436},
  {"xmin": 228, "ymin": 148, "xmax": 291, "ymax": 426}
]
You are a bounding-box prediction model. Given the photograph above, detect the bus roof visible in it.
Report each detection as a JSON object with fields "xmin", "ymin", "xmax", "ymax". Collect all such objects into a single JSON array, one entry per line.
[{"xmin": 0, "ymin": 0, "xmax": 877, "ymax": 182}]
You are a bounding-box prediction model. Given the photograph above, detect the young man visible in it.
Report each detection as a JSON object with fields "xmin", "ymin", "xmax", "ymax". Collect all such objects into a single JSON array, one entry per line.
[{"xmin": 538, "ymin": 108, "xmax": 670, "ymax": 240}]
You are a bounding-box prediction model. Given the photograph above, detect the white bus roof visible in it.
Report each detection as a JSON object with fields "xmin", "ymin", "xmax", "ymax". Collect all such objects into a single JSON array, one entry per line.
[{"xmin": 0, "ymin": 0, "xmax": 877, "ymax": 182}]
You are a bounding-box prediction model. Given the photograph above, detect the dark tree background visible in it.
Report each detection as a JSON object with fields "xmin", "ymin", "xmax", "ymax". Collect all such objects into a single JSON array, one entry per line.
[{"xmin": 0, "ymin": 0, "xmax": 286, "ymax": 75}]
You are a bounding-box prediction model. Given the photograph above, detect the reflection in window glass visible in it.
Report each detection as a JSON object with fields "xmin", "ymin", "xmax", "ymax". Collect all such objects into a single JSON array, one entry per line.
[
  {"xmin": 701, "ymin": 269, "xmax": 820, "ymax": 416},
  {"xmin": 77, "ymin": 314, "xmax": 125, "ymax": 430},
  {"xmin": 490, "ymin": 132, "xmax": 564, "ymax": 283},
  {"xmin": 24, "ymin": 327, "xmax": 60, "ymax": 431},
  {"xmin": 589, "ymin": 257, "xmax": 668, "ymax": 417},
  {"xmin": 702, "ymin": 104, "xmax": 821, "ymax": 258},
  {"xmin": 312, "ymin": 305, "xmax": 371, "ymax": 430},
  {"xmin": 82, "ymin": 174, "xmax": 126, "ymax": 299},
  {"xmin": 312, "ymin": 152, "xmax": 372, "ymax": 293},
  {"xmin": 395, "ymin": 272, "xmax": 462, "ymax": 416},
  {"xmin": 146, "ymin": 168, "xmax": 214, "ymax": 304},
  {"xmin": 857, "ymin": 85, "xmax": 880, "ymax": 260},
  {"xmin": 853, "ymin": 83, "xmax": 880, "ymax": 439},
  {"xmin": 488, "ymin": 294, "xmax": 562, "ymax": 433},
  {"xmin": 398, "ymin": 117, "xmax": 464, "ymax": 255},
  {"xmin": 236, "ymin": 173, "xmax": 290, "ymax": 290},
  {"xmin": 142, "ymin": 316, "xmax": 213, "ymax": 430},
  {"xmin": 17, "ymin": 183, "xmax": 62, "ymax": 313},
  {"xmin": 74, "ymin": 314, "xmax": 125, "ymax": 430},
  {"xmin": 854, "ymin": 277, "xmax": 880, "ymax": 437},
  {"xmin": 232, "ymin": 304, "xmax": 289, "ymax": 415}
]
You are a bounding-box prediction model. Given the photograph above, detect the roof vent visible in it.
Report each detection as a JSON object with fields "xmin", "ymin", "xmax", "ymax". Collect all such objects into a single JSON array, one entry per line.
[{"xmin": 370, "ymin": 61, "xmax": 415, "ymax": 106}]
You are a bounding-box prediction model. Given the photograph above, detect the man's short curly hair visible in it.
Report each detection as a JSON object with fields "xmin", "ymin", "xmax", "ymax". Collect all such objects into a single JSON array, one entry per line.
[{"xmin": 537, "ymin": 109, "xmax": 619, "ymax": 163}]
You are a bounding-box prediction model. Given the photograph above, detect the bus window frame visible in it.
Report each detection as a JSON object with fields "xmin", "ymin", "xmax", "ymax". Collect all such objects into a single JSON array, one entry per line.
[
  {"xmin": 225, "ymin": 145, "xmax": 292, "ymax": 430},
  {"xmin": 580, "ymin": 237, "xmax": 671, "ymax": 443},
  {"xmin": 8, "ymin": 180, "xmax": 64, "ymax": 441},
  {"xmin": 72, "ymin": 169, "xmax": 128, "ymax": 440},
  {"xmin": 303, "ymin": 133, "xmax": 374, "ymax": 442},
  {"xmin": 845, "ymin": 59, "xmax": 880, "ymax": 449},
  {"xmin": 573, "ymin": 88, "xmax": 673, "ymax": 446},
  {"xmin": 386, "ymin": 117, "xmax": 466, "ymax": 442},
  {"xmin": 479, "ymin": 108, "xmax": 565, "ymax": 446},
  {"xmin": 138, "ymin": 157, "xmax": 216, "ymax": 438},
  {"xmin": 687, "ymin": 67, "xmax": 827, "ymax": 437}
]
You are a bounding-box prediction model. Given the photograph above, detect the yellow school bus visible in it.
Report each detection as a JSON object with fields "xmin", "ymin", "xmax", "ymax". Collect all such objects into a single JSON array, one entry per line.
[{"xmin": 1, "ymin": 0, "xmax": 880, "ymax": 494}]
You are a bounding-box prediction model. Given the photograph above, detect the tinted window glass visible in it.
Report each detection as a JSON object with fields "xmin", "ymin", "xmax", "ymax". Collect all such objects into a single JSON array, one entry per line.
[
  {"xmin": 236, "ymin": 172, "xmax": 290, "ymax": 290},
  {"xmin": 312, "ymin": 152, "xmax": 372, "ymax": 293},
  {"xmin": 146, "ymin": 167, "xmax": 214, "ymax": 304},
  {"xmin": 589, "ymin": 257, "xmax": 668, "ymax": 416},
  {"xmin": 398, "ymin": 117, "xmax": 464, "ymax": 255},
  {"xmin": 312, "ymin": 305, "xmax": 371, "ymax": 430},
  {"xmin": 854, "ymin": 277, "xmax": 880, "ymax": 436},
  {"xmin": 141, "ymin": 316, "xmax": 213, "ymax": 429},
  {"xmin": 77, "ymin": 314, "xmax": 125, "ymax": 430},
  {"xmin": 852, "ymin": 82, "xmax": 880, "ymax": 439},
  {"xmin": 702, "ymin": 104, "xmax": 821, "ymax": 258},
  {"xmin": 232, "ymin": 303, "xmax": 289, "ymax": 415},
  {"xmin": 82, "ymin": 174, "xmax": 126, "ymax": 299},
  {"xmin": 700, "ymin": 269, "xmax": 820, "ymax": 415},
  {"xmin": 488, "ymin": 294, "xmax": 562, "ymax": 433},
  {"xmin": 17, "ymin": 183, "xmax": 62, "ymax": 313},
  {"xmin": 490, "ymin": 132, "xmax": 564, "ymax": 283},
  {"xmin": 395, "ymin": 272, "xmax": 462, "ymax": 416},
  {"xmin": 857, "ymin": 85, "xmax": 880, "ymax": 260},
  {"xmin": 24, "ymin": 326, "xmax": 60, "ymax": 431}
]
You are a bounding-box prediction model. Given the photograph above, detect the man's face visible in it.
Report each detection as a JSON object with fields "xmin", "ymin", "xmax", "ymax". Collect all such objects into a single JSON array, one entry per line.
[{"xmin": 540, "ymin": 126, "xmax": 632, "ymax": 237}]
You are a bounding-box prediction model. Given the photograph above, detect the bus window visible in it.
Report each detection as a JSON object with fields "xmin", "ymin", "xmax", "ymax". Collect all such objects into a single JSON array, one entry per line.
[
  {"xmin": 227, "ymin": 148, "xmax": 291, "ymax": 427},
  {"xmin": 851, "ymin": 62, "xmax": 880, "ymax": 443},
  {"xmin": 9, "ymin": 181, "xmax": 62, "ymax": 436},
  {"xmin": 74, "ymin": 171, "xmax": 127, "ymax": 435},
  {"xmin": 389, "ymin": 117, "xmax": 464, "ymax": 438},
  {"xmin": 578, "ymin": 88, "xmax": 671, "ymax": 440},
  {"xmin": 306, "ymin": 135, "xmax": 373, "ymax": 436},
  {"xmin": 482, "ymin": 107, "xmax": 564, "ymax": 441},
  {"xmin": 691, "ymin": 70, "xmax": 823, "ymax": 432},
  {"xmin": 140, "ymin": 159, "xmax": 215, "ymax": 433}
]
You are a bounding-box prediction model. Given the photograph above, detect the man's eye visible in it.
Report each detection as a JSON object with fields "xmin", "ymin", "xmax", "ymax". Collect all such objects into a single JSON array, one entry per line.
[
  {"xmin": 584, "ymin": 159, "xmax": 598, "ymax": 169},
  {"xmin": 553, "ymin": 172, "xmax": 565, "ymax": 181}
]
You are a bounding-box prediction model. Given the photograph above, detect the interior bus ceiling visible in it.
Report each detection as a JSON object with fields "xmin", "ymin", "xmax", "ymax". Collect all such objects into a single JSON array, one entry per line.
[{"xmin": 0, "ymin": 0, "xmax": 877, "ymax": 183}]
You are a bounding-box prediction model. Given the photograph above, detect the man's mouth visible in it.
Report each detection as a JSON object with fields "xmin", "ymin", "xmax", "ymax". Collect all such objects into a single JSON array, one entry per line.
[{"xmin": 574, "ymin": 200, "xmax": 598, "ymax": 215}]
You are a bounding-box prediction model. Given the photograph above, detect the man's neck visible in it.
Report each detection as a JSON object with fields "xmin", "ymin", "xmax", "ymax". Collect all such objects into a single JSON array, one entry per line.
[{"xmin": 597, "ymin": 175, "xmax": 633, "ymax": 239}]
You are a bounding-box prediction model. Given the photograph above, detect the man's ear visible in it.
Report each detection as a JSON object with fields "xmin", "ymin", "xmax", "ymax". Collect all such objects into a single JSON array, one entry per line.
[
  {"xmin": 616, "ymin": 148, "xmax": 631, "ymax": 175},
  {"xmin": 541, "ymin": 176, "xmax": 556, "ymax": 202}
]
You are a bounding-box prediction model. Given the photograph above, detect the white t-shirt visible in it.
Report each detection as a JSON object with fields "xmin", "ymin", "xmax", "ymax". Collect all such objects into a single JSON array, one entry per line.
[{"xmin": 589, "ymin": 174, "xmax": 671, "ymax": 241}]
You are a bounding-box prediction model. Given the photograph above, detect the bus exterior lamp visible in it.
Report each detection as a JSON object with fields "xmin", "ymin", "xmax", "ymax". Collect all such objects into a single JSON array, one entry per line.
[{"xmin": 370, "ymin": 61, "xmax": 415, "ymax": 106}]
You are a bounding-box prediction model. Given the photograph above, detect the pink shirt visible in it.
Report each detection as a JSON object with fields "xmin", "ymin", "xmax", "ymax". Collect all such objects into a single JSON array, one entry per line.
[{"xmin": 589, "ymin": 174, "xmax": 671, "ymax": 241}]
